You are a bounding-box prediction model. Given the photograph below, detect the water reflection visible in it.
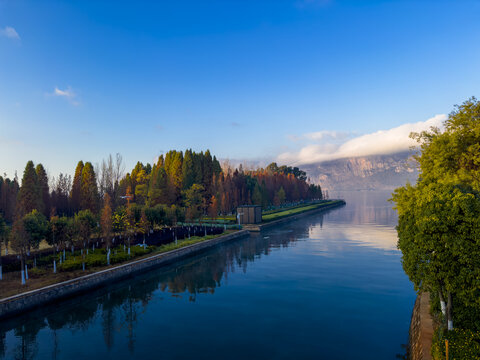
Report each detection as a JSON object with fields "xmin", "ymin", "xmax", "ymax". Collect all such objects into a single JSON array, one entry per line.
[
  {"xmin": 0, "ymin": 192, "xmax": 414, "ymax": 360},
  {"xmin": 0, "ymin": 225, "xmax": 307, "ymax": 360},
  {"xmin": 329, "ymin": 190, "xmax": 398, "ymax": 227}
]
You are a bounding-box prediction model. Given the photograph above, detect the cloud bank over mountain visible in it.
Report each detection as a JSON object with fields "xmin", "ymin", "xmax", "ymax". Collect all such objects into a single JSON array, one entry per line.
[{"xmin": 278, "ymin": 114, "xmax": 447, "ymax": 165}]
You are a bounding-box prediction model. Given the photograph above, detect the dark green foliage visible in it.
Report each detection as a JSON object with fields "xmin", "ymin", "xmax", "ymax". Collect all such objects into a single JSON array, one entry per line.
[
  {"xmin": 17, "ymin": 161, "xmax": 43, "ymax": 217},
  {"xmin": 73, "ymin": 209, "xmax": 97, "ymax": 248},
  {"xmin": 22, "ymin": 210, "xmax": 49, "ymax": 250},
  {"xmin": 35, "ymin": 164, "xmax": 50, "ymax": 217},
  {"xmin": 80, "ymin": 162, "xmax": 99, "ymax": 213},
  {"xmin": 0, "ymin": 175, "xmax": 19, "ymax": 223},
  {"xmin": 182, "ymin": 149, "xmax": 196, "ymax": 190},
  {"xmin": 183, "ymin": 184, "xmax": 204, "ymax": 221},
  {"xmin": 432, "ymin": 328, "xmax": 480, "ymax": 359},
  {"xmin": 392, "ymin": 98, "xmax": 480, "ymax": 338},
  {"xmin": 70, "ymin": 161, "xmax": 84, "ymax": 214}
]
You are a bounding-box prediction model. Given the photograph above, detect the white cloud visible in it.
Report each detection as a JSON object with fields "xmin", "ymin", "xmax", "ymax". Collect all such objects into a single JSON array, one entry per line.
[
  {"xmin": 304, "ymin": 130, "xmax": 351, "ymax": 141},
  {"xmin": 51, "ymin": 86, "xmax": 79, "ymax": 105},
  {"xmin": 278, "ymin": 114, "xmax": 447, "ymax": 165},
  {"xmin": 1, "ymin": 26, "xmax": 20, "ymax": 40}
]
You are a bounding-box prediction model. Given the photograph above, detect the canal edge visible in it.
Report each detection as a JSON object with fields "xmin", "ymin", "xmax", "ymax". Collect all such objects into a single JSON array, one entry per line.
[
  {"xmin": 409, "ymin": 292, "xmax": 434, "ymax": 360},
  {"xmin": 0, "ymin": 229, "xmax": 250, "ymax": 321}
]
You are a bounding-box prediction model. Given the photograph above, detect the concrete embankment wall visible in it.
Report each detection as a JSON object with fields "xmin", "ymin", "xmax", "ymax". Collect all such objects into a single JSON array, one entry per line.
[
  {"xmin": 245, "ymin": 200, "xmax": 346, "ymax": 232},
  {"xmin": 0, "ymin": 230, "xmax": 250, "ymax": 320},
  {"xmin": 409, "ymin": 292, "xmax": 434, "ymax": 360}
]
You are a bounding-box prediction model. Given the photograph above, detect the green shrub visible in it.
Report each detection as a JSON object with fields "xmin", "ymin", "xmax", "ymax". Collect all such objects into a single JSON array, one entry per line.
[
  {"xmin": 432, "ymin": 327, "xmax": 480, "ymax": 359},
  {"xmin": 59, "ymin": 258, "xmax": 83, "ymax": 272},
  {"xmin": 28, "ymin": 267, "xmax": 47, "ymax": 277},
  {"xmin": 85, "ymin": 253, "xmax": 107, "ymax": 267},
  {"xmin": 111, "ymin": 251, "xmax": 129, "ymax": 264}
]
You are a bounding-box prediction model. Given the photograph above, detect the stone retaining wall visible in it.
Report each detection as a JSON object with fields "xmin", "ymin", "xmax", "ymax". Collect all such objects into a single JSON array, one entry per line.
[
  {"xmin": 409, "ymin": 292, "xmax": 434, "ymax": 360},
  {"xmin": 0, "ymin": 230, "xmax": 250, "ymax": 320}
]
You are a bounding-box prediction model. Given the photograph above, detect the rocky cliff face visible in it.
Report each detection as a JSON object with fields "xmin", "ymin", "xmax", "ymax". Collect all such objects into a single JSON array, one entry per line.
[{"xmin": 304, "ymin": 152, "xmax": 418, "ymax": 191}]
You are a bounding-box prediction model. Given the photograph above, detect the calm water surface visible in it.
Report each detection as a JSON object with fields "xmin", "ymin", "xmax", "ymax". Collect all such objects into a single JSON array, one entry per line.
[{"xmin": 0, "ymin": 191, "xmax": 416, "ymax": 359}]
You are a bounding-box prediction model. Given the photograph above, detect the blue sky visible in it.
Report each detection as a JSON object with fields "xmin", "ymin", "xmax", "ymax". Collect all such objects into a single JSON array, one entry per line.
[{"xmin": 1, "ymin": 0, "xmax": 479, "ymax": 177}]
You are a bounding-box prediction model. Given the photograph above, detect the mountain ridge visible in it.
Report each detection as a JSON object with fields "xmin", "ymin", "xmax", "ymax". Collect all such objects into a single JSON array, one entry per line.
[{"xmin": 303, "ymin": 151, "xmax": 419, "ymax": 191}]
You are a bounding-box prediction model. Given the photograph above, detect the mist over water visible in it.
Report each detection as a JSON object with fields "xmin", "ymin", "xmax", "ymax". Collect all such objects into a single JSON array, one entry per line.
[{"xmin": 0, "ymin": 191, "xmax": 415, "ymax": 360}]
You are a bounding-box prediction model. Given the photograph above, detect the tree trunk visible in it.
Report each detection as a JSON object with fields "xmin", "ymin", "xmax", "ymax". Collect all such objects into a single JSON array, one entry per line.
[
  {"xmin": 21, "ymin": 256, "xmax": 25, "ymax": 285},
  {"xmin": 438, "ymin": 290, "xmax": 446, "ymax": 316},
  {"xmin": 446, "ymin": 292, "xmax": 453, "ymax": 330}
]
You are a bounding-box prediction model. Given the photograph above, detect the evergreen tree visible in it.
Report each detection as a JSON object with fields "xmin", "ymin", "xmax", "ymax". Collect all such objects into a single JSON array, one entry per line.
[
  {"xmin": 203, "ymin": 150, "xmax": 214, "ymax": 193},
  {"xmin": 184, "ymin": 184, "xmax": 204, "ymax": 221},
  {"xmin": 252, "ymin": 183, "xmax": 262, "ymax": 206},
  {"xmin": 17, "ymin": 161, "xmax": 42, "ymax": 217},
  {"xmin": 0, "ymin": 175, "xmax": 19, "ymax": 223},
  {"xmin": 80, "ymin": 162, "xmax": 99, "ymax": 214},
  {"xmin": 182, "ymin": 149, "xmax": 195, "ymax": 190},
  {"xmin": 148, "ymin": 166, "xmax": 170, "ymax": 205},
  {"xmin": 212, "ymin": 156, "xmax": 222, "ymax": 176},
  {"xmin": 193, "ymin": 152, "xmax": 203, "ymax": 184},
  {"xmin": 71, "ymin": 161, "xmax": 84, "ymax": 214},
  {"xmin": 35, "ymin": 163, "xmax": 50, "ymax": 218}
]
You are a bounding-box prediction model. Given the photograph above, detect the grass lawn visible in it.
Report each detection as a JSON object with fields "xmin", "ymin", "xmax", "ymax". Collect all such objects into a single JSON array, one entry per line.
[{"xmin": 262, "ymin": 200, "xmax": 343, "ymax": 222}]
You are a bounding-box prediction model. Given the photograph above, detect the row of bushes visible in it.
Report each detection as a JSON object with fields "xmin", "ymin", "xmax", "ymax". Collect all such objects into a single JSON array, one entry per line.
[
  {"xmin": 58, "ymin": 245, "xmax": 153, "ymax": 271},
  {"xmin": 54, "ymin": 234, "xmax": 222, "ymax": 272}
]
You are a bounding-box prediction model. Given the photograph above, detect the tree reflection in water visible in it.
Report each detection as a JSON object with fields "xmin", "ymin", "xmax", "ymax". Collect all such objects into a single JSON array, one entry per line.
[{"xmin": 0, "ymin": 213, "xmax": 324, "ymax": 360}]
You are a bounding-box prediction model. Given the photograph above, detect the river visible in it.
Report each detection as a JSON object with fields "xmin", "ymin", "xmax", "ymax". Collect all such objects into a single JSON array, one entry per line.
[{"xmin": 0, "ymin": 191, "xmax": 416, "ymax": 360}]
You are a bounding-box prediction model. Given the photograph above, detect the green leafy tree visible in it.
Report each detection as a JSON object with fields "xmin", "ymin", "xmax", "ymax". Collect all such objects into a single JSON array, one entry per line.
[
  {"xmin": 393, "ymin": 182, "xmax": 480, "ymax": 330},
  {"xmin": 22, "ymin": 209, "xmax": 49, "ymax": 251},
  {"xmin": 411, "ymin": 97, "xmax": 480, "ymax": 192},
  {"xmin": 48, "ymin": 215, "xmax": 71, "ymax": 252},
  {"xmin": 74, "ymin": 209, "xmax": 97, "ymax": 269},
  {"xmin": 392, "ymin": 98, "xmax": 480, "ymax": 332}
]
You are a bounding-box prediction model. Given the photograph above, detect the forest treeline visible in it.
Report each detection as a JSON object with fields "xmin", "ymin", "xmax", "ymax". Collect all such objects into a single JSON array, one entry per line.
[
  {"xmin": 1, "ymin": 150, "xmax": 321, "ymax": 224},
  {"xmin": 0, "ymin": 150, "xmax": 321, "ymax": 276}
]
